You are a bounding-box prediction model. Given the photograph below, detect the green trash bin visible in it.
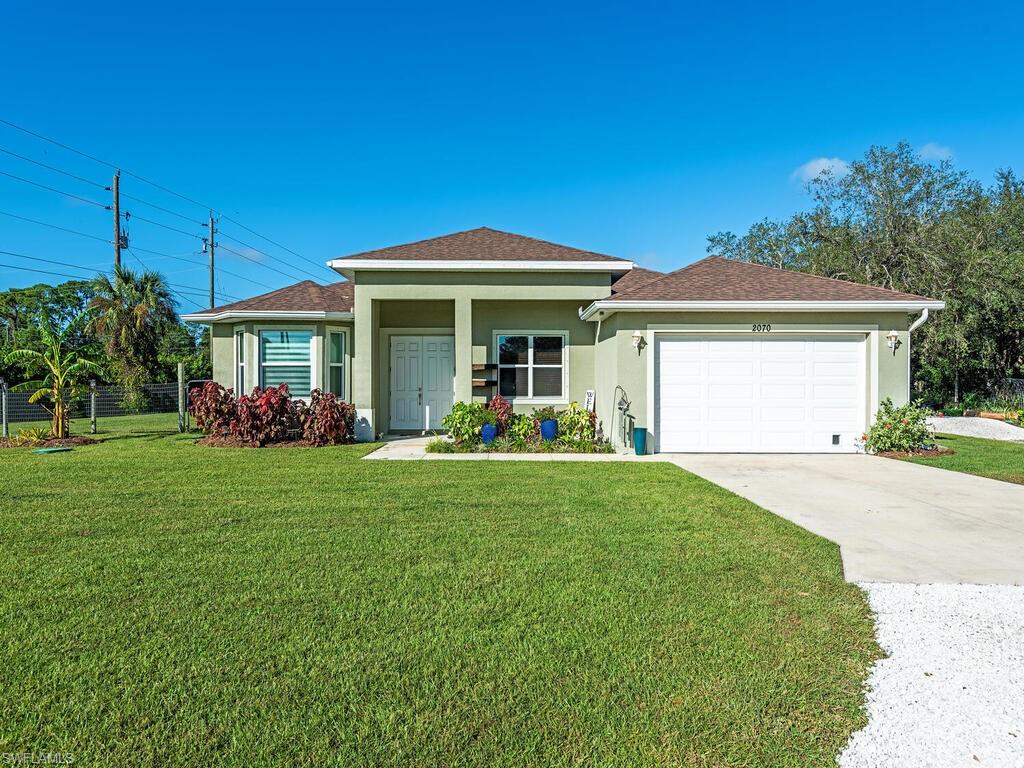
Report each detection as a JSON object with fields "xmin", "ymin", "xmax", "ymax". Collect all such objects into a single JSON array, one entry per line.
[{"xmin": 632, "ymin": 426, "xmax": 647, "ymax": 456}]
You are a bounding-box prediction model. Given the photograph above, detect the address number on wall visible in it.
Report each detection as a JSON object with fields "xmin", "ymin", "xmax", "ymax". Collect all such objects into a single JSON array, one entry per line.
[{"xmin": 751, "ymin": 323, "xmax": 772, "ymax": 332}]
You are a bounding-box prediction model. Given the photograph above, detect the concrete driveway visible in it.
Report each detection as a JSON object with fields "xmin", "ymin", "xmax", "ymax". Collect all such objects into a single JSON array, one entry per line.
[{"xmin": 667, "ymin": 454, "xmax": 1024, "ymax": 585}]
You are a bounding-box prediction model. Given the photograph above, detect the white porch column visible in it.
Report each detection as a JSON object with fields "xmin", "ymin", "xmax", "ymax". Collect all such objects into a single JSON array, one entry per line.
[
  {"xmin": 454, "ymin": 297, "xmax": 473, "ymax": 402},
  {"xmin": 353, "ymin": 292, "xmax": 377, "ymax": 440}
]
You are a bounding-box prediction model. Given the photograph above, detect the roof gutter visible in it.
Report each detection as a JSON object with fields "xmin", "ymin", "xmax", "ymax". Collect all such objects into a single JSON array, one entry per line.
[
  {"xmin": 180, "ymin": 310, "xmax": 355, "ymax": 324},
  {"xmin": 579, "ymin": 299, "xmax": 946, "ymax": 321}
]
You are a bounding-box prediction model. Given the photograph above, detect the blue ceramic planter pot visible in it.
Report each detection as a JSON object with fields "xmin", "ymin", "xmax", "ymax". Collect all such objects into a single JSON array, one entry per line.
[
  {"xmin": 540, "ymin": 419, "xmax": 557, "ymax": 442},
  {"xmin": 481, "ymin": 423, "xmax": 498, "ymax": 445}
]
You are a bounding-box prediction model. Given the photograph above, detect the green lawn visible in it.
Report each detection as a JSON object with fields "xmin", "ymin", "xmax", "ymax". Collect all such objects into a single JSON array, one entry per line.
[
  {"xmin": 1, "ymin": 417, "xmax": 878, "ymax": 767},
  {"xmin": 900, "ymin": 432, "xmax": 1024, "ymax": 484}
]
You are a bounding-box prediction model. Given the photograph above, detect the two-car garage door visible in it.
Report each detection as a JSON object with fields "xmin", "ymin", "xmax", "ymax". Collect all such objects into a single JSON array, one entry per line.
[{"xmin": 654, "ymin": 335, "xmax": 867, "ymax": 453}]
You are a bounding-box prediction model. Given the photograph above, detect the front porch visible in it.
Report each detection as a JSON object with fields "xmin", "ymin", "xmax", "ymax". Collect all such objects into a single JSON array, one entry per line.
[{"xmin": 350, "ymin": 290, "xmax": 599, "ymax": 440}]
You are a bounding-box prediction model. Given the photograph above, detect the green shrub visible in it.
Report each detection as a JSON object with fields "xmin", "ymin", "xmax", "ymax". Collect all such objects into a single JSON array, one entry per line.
[
  {"xmin": 506, "ymin": 413, "xmax": 535, "ymax": 442},
  {"xmin": 556, "ymin": 401, "xmax": 596, "ymax": 441},
  {"xmin": 862, "ymin": 399, "xmax": 933, "ymax": 454},
  {"xmin": 425, "ymin": 437, "xmax": 458, "ymax": 453},
  {"xmin": 442, "ymin": 401, "xmax": 489, "ymax": 445},
  {"xmin": 941, "ymin": 404, "xmax": 964, "ymax": 417}
]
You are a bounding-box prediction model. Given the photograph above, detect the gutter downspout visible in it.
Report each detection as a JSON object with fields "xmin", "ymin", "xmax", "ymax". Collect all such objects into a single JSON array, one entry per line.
[
  {"xmin": 906, "ymin": 308, "xmax": 929, "ymax": 402},
  {"xmin": 908, "ymin": 308, "xmax": 929, "ymax": 333}
]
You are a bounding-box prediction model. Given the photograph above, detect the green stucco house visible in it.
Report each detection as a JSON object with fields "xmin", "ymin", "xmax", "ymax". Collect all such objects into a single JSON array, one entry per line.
[{"xmin": 182, "ymin": 227, "xmax": 943, "ymax": 452}]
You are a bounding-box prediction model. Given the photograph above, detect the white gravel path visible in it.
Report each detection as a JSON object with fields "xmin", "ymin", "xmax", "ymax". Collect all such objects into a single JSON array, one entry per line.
[
  {"xmin": 928, "ymin": 416, "xmax": 1024, "ymax": 442},
  {"xmin": 840, "ymin": 583, "xmax": 1024, "ymax": 768}
]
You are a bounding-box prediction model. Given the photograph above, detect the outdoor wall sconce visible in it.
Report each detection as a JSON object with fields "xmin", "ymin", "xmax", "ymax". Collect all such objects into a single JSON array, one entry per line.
[
  {"xmin": 631, "ymin": 331, "xmax": 647, "ymax": 355},
  {"xmin": 886, "ymin": 330, "xmax": 902, "ymax": 356}
]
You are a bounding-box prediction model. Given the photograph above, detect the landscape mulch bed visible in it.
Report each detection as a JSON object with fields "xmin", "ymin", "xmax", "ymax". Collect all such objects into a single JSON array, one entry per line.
[
  {"xmin": 876, "ymin": 446, "xmax": 953, "ymax": 459},
  {"xmin": 0, "ymin": 436, "xmax": 98, "ymax": 449}
]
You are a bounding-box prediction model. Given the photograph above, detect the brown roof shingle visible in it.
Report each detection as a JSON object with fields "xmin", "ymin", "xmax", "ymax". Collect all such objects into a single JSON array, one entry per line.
[
  {"xmin": 333, "ymin": 226, "xmax": 629, "ymax": 263},
  {"xmin": 611, "ymin": 267, "xmax": 663, "ymax": 295},
  {"xmin": 197, "ymin": 280, "xmax": 353, "ymax": 314},
  {"xmin": 609, "ymin": 256, "xmax": 937, "ymax": 302}
]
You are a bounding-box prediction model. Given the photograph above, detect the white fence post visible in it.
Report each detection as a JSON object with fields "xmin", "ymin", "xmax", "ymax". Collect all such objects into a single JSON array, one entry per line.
[{"xmin": 177, "ymin": 363, "xmax": 186, "ymax": 433}]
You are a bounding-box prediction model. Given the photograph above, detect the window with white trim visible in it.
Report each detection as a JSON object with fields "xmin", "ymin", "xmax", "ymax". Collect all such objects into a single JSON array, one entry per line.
[
  {"xmin": 496, "ymin": 333, "xmax": 566, "ymax": 400},
  {"xmin": 234, "ymin": 329, "xmax": 245, "ymax": 393},
  {"xmin": 259, "ymin": 329, "xmax": 313, "ymax": 397},
  {"xmin": 327, "ymin": 330, "xmax": 345, "ymax": 399}
]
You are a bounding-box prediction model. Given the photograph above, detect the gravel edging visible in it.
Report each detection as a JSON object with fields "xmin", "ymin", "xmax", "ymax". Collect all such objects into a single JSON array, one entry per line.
[
  {"xmin": 927, "ymin": 416, "xmax": 1024, "ymax": 442},
  {"xmin": 840, "ymin": 583, "xmax": 1024, "ymax": 768}
]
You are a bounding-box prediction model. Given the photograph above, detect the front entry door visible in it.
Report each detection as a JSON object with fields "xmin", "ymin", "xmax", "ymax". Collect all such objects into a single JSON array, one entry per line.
[{"xmin": 389, "ymin": 335, "xmax": 454, "ymax": 431}]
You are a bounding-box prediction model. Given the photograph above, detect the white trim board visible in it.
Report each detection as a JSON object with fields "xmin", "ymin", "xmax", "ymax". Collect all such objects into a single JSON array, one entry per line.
[
  {"xmin": 581, "ymin": 299, "xmax": 945, "ymax": 320},
  {"xmin": 181, "ymin": 310, "xmax": 354, "ymax": 323},
  {"xmin": 328, "ymin": 259, "xmax": 633, "ymax": 274}
]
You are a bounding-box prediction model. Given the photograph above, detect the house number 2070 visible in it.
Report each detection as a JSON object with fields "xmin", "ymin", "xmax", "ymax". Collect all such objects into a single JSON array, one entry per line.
[{"xmin": 751, "ymin": 323, "xmax": 772, "ymax": 332}]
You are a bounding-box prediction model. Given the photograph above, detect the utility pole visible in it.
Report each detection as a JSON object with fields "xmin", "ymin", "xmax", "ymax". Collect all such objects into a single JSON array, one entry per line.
[
  {"xmin": 112, "ymin": 171, "xmax": 121, "ymax": 269},
  {"xmin": 207, "ymin": 212, "xmax": 215, "ymax": 308}
]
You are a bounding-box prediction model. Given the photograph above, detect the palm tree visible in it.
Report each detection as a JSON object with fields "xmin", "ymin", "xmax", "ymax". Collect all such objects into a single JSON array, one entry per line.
[
  {"xmin": 5, "ymin": 309, "xmax": 102, "ymax": 438},
  {"xmin": 90, "ymin": 265, "xmax": 177, "ymax": 410}
]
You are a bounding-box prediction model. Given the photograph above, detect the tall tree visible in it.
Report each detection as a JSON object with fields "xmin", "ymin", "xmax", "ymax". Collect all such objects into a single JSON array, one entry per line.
[
  {"xmin": 5, "ymin": 308, "xmax": 102, "ymax": 438},
  {"xmin": 707, "ymin": 143, "xmax": 1024, "ymax": 404},
  {"xmin": 90, "ymin": 265, "xmax": 177, "ymax": 410}
]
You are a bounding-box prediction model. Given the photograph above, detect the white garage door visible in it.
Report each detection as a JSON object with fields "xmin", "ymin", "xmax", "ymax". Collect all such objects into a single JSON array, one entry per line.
[{"xmin": 655, "ymin": 335, "xmax": 867, "ymax": 453}]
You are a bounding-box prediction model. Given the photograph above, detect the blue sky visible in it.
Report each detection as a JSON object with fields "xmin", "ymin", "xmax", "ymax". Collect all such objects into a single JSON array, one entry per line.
[{"xmin": 1, "ymin": 1, "xmax": 1022, "ymax": 309}]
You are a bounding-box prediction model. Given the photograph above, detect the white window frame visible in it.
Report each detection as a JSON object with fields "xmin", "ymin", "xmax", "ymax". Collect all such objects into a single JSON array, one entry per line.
[
  {"xmin": 325, "ymin": 326, "xmax": 349, "ymax": 400},
  {"xmin": 255, "ymin": 325, "xmax": 318, "ymax": 401},
  {"xmin": 233, "ymin": 326, "xmax": 246, "ymax": 394},
  {"xmin": 492, "ymin": 330, "xmax": 568, "ymax": 404}
]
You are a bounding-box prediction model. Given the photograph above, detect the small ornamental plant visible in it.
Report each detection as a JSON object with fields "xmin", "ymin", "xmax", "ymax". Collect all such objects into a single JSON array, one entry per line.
[
  {"xmin": 442, "ymin": 401, "xmax": 489, "ymax": 445},
  {"xmin": 302, "ymin": 389, "xmax": 356, "ymax": 445},
  {"xmin": 556, "ymin": 401, "xmax": 596, "ymax": 441},
  {"xmin": 486, "ymin": 394, "xmax": 513, "ymax": 434},
  {"xmin": 189, "ymin": 381, "xmax": 236, "ymax": 436},
  {"xmin": 861, "ymin": 398, "xmax": 934, "ymax": 454},
  {"xmin": 233, "ymin": 384, "xmax": 300, "ymax": 446}
]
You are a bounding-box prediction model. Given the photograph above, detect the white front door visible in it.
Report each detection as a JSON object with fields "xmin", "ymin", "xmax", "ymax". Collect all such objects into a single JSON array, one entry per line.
[
  {"xmin": 654, "ymin": 335, "xmax": 867, "ymax": 453},
  {"xmin": 389, "ymin": 335, "xmax": 455, "ymax": 431}
]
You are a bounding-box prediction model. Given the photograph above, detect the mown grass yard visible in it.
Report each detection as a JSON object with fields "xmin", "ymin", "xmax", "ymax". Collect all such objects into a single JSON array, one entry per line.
[
  {"xmin": 1, "ymin": 415, "xmax": 878, "ymax": 767},
  {"xmin": 902, "ymin": 432, "xmax": 1024, "ymax": 485}
]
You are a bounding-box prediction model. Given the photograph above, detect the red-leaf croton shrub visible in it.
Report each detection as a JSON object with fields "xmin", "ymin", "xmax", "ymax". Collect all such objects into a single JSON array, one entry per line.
[
  {"xmin": 188, "ymin": 381, "xmax": 236, "ymax": 436},
  {"xmin": 233, "ymin": 384, "xmax": 301, "ymax": 447},
  {"xmin": 302, "ymin": 389, "xmax": 356, "ymax": 445},
  {"xmin": 486, "ymin": 394, "xmax": 513, "ymax": 434}
]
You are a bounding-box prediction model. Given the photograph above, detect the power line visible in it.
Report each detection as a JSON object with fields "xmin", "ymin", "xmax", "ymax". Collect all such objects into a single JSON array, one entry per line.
[
  {"xmin": 123, "ymin": 210, "xmax": 204, "ymax": 240},
  {"xmin": 216, "ymin": 230, "xmax": 324, "ymax": 281},
  {"xmin": 0, "ymin": 209, "xmax": 111, "ymax": 243},
  {"xmin": 220, "ymin": 214, "xmax": 334, "ymax": 274},
  {"xmin": 0, "ymin": 249, "xmax": 105, "ymax": 275},
  {"xmin": 216, "ymin": 243, "xmax": 317, "ymax": 283},
  {"xmin": 129, "ymin": 246, "xmax": 276, "ymax": 290},
  {"xmin": 0, "ymin": 262, "xmax": 94, "ymax": 282},
  {"xmin": 120, "ymin": 192, "xmax": 206, "ymax": 226},
  {"xmin": 0, "ymin": 169, "xmax": 110, "ymax": 208},
  {"xmin": 0, "ymin": 118, "xmax": 332, "ymax": 281},
  {"xmin": 0, "ymin": 146, "xmax": 108, "ymax": 189}
]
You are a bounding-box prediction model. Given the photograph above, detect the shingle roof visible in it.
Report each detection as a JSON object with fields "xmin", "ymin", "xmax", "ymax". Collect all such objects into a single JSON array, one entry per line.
[
  {"xmin": 609, "ymin": 256, "xmax": 937, "ymax": 302},
  {"xmin": 611, "ymin": 267, "xmax": 663, "ymax": 294},
  {"xmin": 333, "ymin": 226, "xmax": 629, "ymax": 263},
  {"xmin": 197, "ymin": 280, "xmax": 353, "ymax": 314}
]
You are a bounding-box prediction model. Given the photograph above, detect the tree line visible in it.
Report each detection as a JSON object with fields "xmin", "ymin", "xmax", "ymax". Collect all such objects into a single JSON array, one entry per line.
[
  {"xmin": 1, "ymin": 266, "xmax": 211, "ymax": 409},
  {"xmin": 707, "ymin": 143, "xmax": 1024, "ymax": 406}
]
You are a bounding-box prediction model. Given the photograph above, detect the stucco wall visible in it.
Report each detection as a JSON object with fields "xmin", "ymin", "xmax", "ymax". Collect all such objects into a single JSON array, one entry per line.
[
  {"xmin": 594, "ymin": 310, "xmax": 914, "ymax": 451},
  {"xmin": 470, "ymin": 300, "xmax": 596, "ymax": 411},
  {"xmin": 210, "ymin": 320, "xmax": 353, "ymax": 399}
]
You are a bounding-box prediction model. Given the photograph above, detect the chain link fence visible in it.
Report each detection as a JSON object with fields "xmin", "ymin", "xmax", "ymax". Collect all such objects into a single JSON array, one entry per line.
[{"xmin": 1, "ymin": 370, "xmax": 200, "ymax": 437}]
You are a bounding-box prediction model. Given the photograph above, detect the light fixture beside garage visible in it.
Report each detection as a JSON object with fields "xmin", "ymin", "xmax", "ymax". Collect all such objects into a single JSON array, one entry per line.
[
  {"xmin": 886, "ymin": 330, "xmax": 902, "ymax": 356},
  {"xmin": 631, "ymin": 331, "xmax": 647, "ymax": 355}
]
